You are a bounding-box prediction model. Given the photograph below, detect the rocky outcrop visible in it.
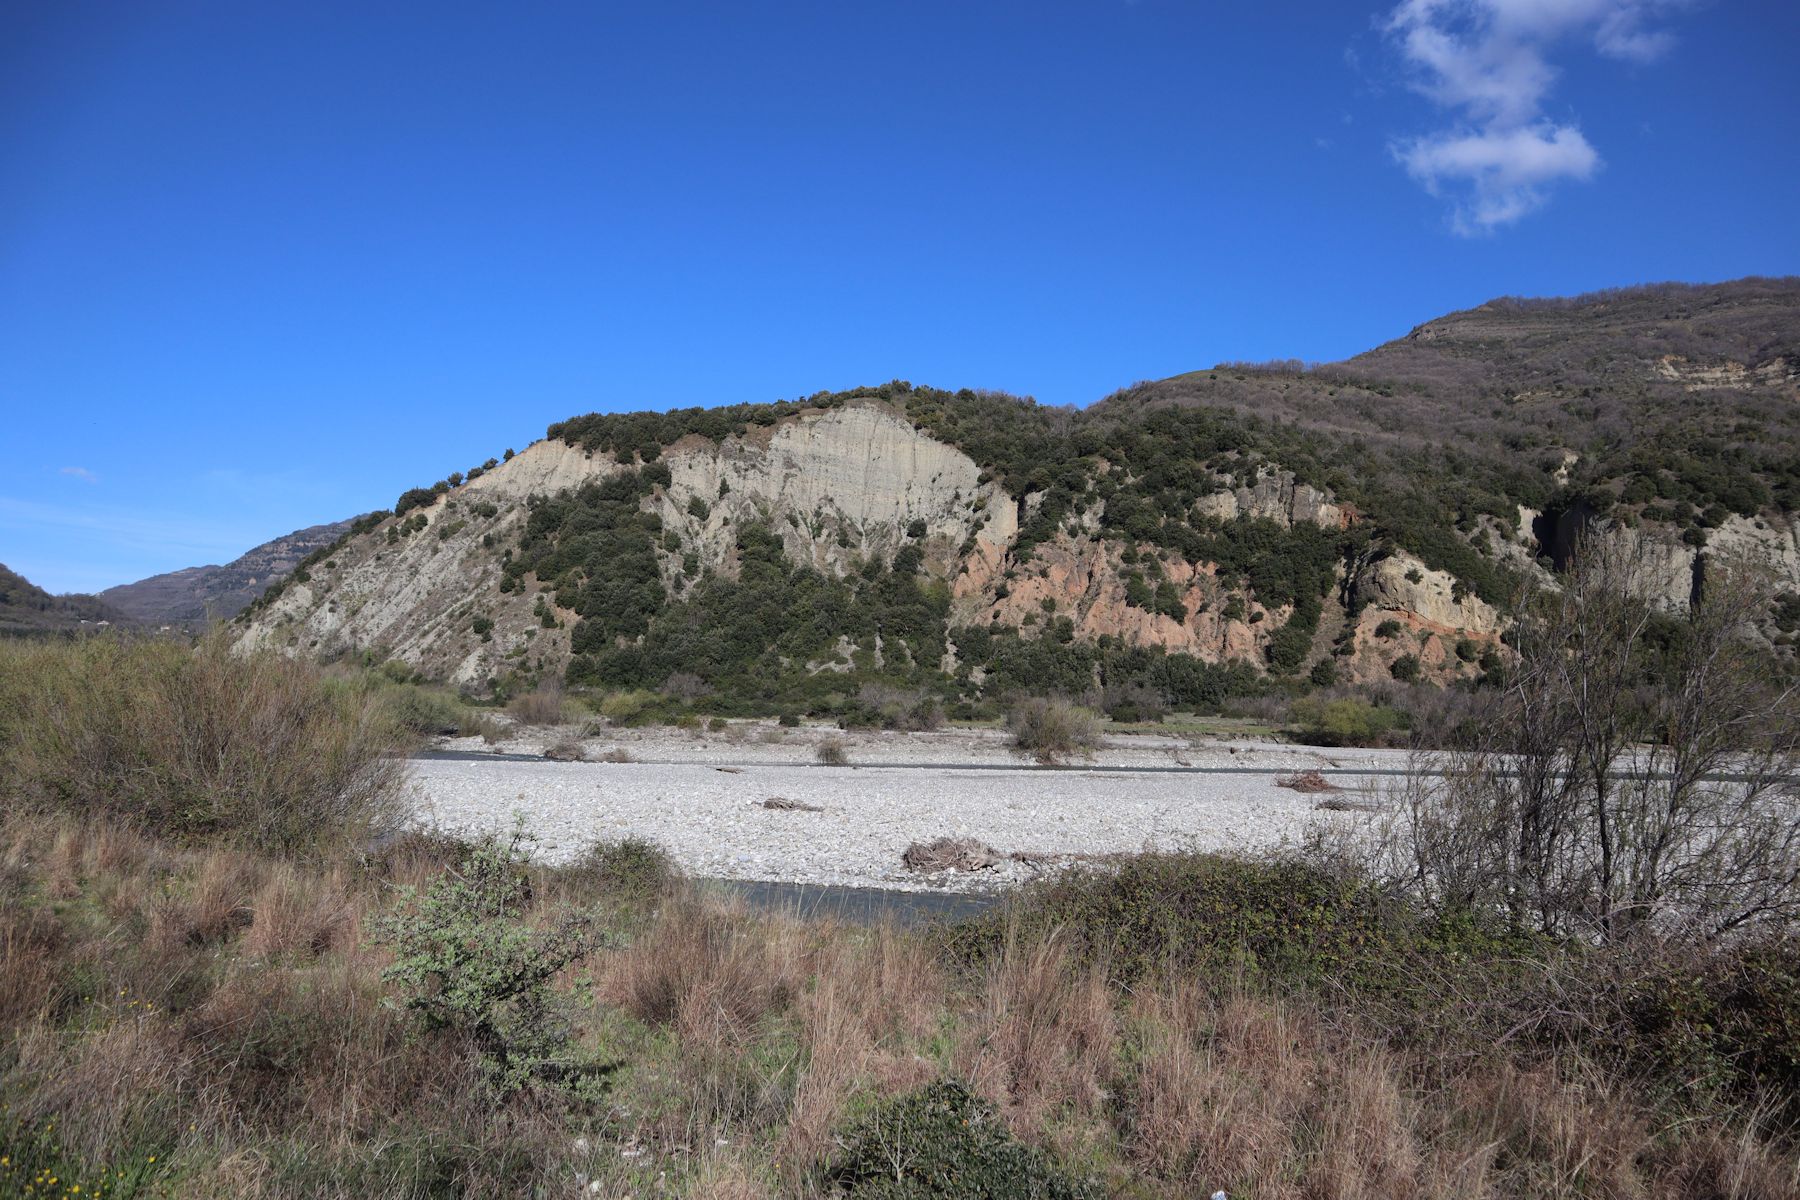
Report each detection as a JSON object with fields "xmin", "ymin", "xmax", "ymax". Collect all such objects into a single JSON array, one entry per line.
[
  {"xmin": 1655, "ymin": 355, "xmax": 1798, "ymax": 392},
  {"xmin": 1353, "ymin": 551, "xmax": 1502, "ymax": 635},
  {"xmin": 234, "ymin": 395, "xmax": 1800, "ymax": 693},
  {"xmin": 954, "ymin": 534, "xmax": 1270, "ymax": 662},
  {"xmin": 1706, "ymin": 514, "xmax": 1800, "ymax": 592},
  {"xmin": 235, "ymin": 488, "xmax": 572, "ymax": 687},
  {"xmin": 236, "ymin": 404, "xmax": 1013, "ymax": 687},
  {"xmin": 653, "ymin": 405, "xmax": 1015, "ymax": 582},
  {"xmin": 1193, "ymin": 469, "xmax": 1347, "ymax": 529}
]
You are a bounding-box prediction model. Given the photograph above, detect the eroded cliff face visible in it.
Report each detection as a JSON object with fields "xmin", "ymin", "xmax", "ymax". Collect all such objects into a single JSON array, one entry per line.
[
  {"xmin": 237, "ymin": 400, "xmax": 1787, "ymax": 693},
  {"xmin": 953, "ymin": 535, "xmax": 1274, "ymax": 662},
  {"xmin": 238, "ymin": 405, "xmax": 1015, "ymax": 685},
  {"xmin": 235, "ymin": 441, "xmax": 586, "ymax": 687},
  {"xmin": 652, "ymin": 405, "xmax": 1017, "ymax": 583},
  {"xmin": 1193, "ymin": 471, "xmax": 1350, "ymax": 530}
]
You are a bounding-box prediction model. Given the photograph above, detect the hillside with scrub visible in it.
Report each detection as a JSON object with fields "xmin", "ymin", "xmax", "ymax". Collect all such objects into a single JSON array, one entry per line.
[
  {"xmin": 6, "ymin": 569, "xmax": 1800, "ymax": 1196},
  {"xmin": 236, "ymin": 278, "xmax": 1800, "ymax": 722}
]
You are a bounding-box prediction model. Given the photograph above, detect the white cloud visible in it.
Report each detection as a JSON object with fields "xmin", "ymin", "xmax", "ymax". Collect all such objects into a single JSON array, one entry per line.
[
  {"xmin": 1383, "ymin": 0, "xmax": 1683, "ymax": 233},
  {"xmin": 1395, "ymin": 121, "xmax": 1600, "ymax": 232},
  {"xmin": 59, "ymin": 466, "xmax": 98, "ymax": 483}
]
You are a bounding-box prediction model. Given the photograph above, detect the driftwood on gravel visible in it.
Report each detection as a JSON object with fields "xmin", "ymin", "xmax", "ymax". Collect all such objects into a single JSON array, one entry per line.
[
  {"xmin": 761, "ymin": 796, "xmax": 823, "ymax": 812},
  {"xmin": 902, "ymin": 837, "xmax": 1002, "ymax": 872},
  {"xmin": 1274, "ymin": 770, "xmax": 1339, "ymax": 794}
]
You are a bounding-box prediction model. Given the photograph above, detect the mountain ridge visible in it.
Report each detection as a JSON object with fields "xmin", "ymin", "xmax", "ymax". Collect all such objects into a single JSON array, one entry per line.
[
  {"xmin": 235, "ymin": 277, "xmax": 1800, "ymax": 709},
  {"xmin": 99, "ymin": 518, "xmax": 359, "ymax": 627}
]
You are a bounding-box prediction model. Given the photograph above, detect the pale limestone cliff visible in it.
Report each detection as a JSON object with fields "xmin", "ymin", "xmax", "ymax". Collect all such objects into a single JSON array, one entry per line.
[
  {"xmin": 653, "ymin": 404, "xmax": 1016, "ymax": 582},
  {"xmin": 1353, "ymin": 551, "xmax": 1503, "ymax": 636},
  {"xmin": 1192, "ymin": 468, "xmax": 1347, "ymax": 529},
  {"xmin": 1654, "ymin": 355, "xmax": 1798, "ymax": 391},
  {"xmin": 237, "ymin": 404, "xmax": 1012, "ymax": 686}
]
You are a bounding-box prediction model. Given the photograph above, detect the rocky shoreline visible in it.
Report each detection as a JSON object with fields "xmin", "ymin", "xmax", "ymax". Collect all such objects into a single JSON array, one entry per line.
[{"xmin": 405, "ymin": 723, "xmax": 1401, "ymax": 893}]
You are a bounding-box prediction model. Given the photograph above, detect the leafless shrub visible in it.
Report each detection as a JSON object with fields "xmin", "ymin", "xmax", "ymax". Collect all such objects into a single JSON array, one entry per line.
[
  {"xmin": 542, "ymin": 736, "xmax": 586, "ymax": 762},
  {"xmin": 662, "ymin": 671, "xmax": 712, "ymax": 702},
  {"xmin": 1006, "ymin": 697, "xmax": 1101, "ymax": 764},
  {"xmin": 815, "ymin": 737, "xmax": 850, "ymax": 766},
  {"xmin": 857, "ymin": 682, "xmax": 944, "ymax": 731},
  {"xmin": 1371, "ymin": 536, "xmax": 1800, "ymax": 943},
  {"xmin": 506, "ymin": 685, "xmax": 567, "ymax": 727}
]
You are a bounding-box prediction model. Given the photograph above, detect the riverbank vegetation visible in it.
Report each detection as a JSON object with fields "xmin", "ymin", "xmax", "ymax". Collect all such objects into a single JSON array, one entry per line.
[
  {"xmin": 6, "ymin": 553, "xmax": 1799, "ymax": 1196},
  {"xmin": 4, "ymin": 809, "xmax": 1797, "ymax": 1197}
]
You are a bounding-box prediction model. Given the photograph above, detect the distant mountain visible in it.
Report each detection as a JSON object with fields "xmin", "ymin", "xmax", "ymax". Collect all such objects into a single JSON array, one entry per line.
[
  {"xmin": 0, "ymin": 564, "xmax": 132, "ymax": 636},
  {"xmin": 101, "ymin": 519, "xmax": 358, "ymax": 627}
]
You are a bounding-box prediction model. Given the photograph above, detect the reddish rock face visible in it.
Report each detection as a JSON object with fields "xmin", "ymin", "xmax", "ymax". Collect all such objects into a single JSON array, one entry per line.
[{"xmin": 953, "ymin": 530, "xmax": 1493, "ymax": 684}]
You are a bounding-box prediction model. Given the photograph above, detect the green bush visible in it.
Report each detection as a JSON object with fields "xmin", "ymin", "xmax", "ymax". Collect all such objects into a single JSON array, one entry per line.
[
  {"xmin": 946, "ymin": 851, "xmax": 1517, "ymax": 994},
  {"xmin": 1589, "ymin": 937, "xmax": 1800, "ymax": 1121},
  {"xmin": 367, "ymin": 822, "xmax": 603, "ymax": 1098},
  {"xmin": 825, "ymin": 1081, "xmax": 1098, "ymax": 1199},
  {"xmin": 381, "ymin": 682, "xmax": 472, "ymax": 735},
  {"xmin": 562, "ymin": 837, "xmax": 677, "ymax": 906},
  {"xmin": 1390, "ymin": 654, "xmax": 1422, "ymax": 683},
  {"xmin": 1287, "ymin": 696, "xmax": 1406, "ymax": 747},
  {"xmin": 598, "ymin": 689, "xmax": 658, "ymax": 723}
]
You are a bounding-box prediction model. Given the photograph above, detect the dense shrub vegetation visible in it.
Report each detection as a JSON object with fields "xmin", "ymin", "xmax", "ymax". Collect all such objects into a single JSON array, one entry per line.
[{"xmin": 0, "ymin": 633, "xmax": 411, "ymax": 854}]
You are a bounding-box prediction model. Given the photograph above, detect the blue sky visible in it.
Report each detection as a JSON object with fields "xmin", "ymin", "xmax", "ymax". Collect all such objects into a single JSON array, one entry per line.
[{"xmin": 3, "ymin": 0, "xmax": 1796, "ymax": 593}]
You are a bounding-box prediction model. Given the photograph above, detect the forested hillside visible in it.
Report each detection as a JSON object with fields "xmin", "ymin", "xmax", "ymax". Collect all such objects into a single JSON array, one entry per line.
[
  {"xmin": 237, "ymin": 279, "xmax": 1800, "ymax": 715},
  {"xmin": 0, "ymin": 564, "xmax": 130, "ymax": 636}
]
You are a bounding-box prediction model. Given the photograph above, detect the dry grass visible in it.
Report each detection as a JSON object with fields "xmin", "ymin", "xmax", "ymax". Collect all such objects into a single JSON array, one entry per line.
[
  {"xmin": 814, "ymin": 736, "xmax": 850, "ymax": 765},
  {"xmin": 3, "ymin": 805, "xmax": 1797, "ymax": 1198},
  {"xmin": 959, "ymin": 935, "xmax": 1117, "ymax": 1144}
]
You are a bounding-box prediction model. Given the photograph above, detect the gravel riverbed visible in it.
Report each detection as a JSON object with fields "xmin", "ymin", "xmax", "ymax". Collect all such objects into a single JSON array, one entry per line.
[{"xmin": 405, "ymin": 724, "xmax": 1406, "ymax": 893}]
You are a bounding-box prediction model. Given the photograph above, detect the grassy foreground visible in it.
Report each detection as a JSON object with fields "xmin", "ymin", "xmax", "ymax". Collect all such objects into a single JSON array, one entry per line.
[{"xmin": 2, "ymin": 637, "xmax": 1798, "ymax": 1198}]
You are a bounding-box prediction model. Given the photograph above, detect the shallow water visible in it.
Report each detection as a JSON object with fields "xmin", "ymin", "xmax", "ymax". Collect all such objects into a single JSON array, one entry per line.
[{"xmin": 696, "ymin": 878, "xmax": 999, "ymax": 925}]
